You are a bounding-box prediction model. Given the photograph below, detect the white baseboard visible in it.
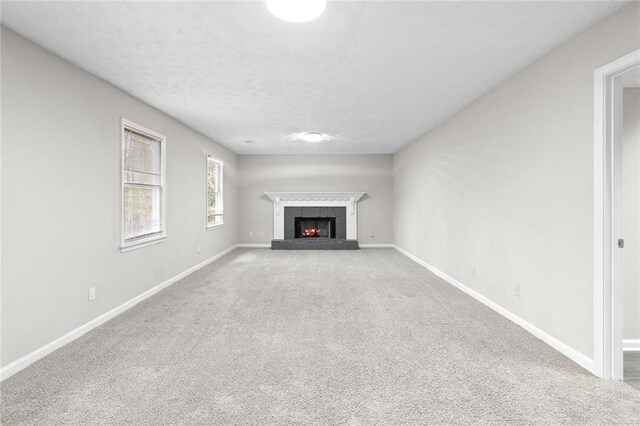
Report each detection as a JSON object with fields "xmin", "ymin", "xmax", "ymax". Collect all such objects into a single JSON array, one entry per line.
[
  {"xmin": 0, "ymin": 245, "xmax": 237, "ymax": 382},
  {"xmin": 393, "ymin": 245, "xmax": 595, "ymax": 374},
  {"xmin": 624, "ymin": 339, "xmax": 640, "ymax": 351},
  {"xmin": 236, "ymin": 243, "xmax": 271, "ymax": 248}
]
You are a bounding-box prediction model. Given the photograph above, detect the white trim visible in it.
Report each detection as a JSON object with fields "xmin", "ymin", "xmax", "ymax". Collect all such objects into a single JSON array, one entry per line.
[
  {"xmin": 0, "ymin": 245, "xmax": 237, "ymax": 382},
  {"xmin": 264, "ymin": 191, "xmax": 367, "ymax": 201},
  {"xmin": 206, "ymin": 222, "xmax": 224, "ymax": 231},
  {"xmin": 120, "ymin": 118, "xmax": 167, "ymax": 252},
  {"xmin": 119, "ymin": 236, "xmax": 166, "ymax": 253},
  {"xmin": 623, "ymin": 339, "xmax": 640, "ymax": 351},
  {"xmin": 593, "ymin": 49, "xmax": 640, "ymax": 380},
  {"xmin": 236, "ymin": 243, "xmax": 271, "ymax": 248},
  {"xmin": 394, "ymin": 245, "xmax": 595, "ymax": 374}
]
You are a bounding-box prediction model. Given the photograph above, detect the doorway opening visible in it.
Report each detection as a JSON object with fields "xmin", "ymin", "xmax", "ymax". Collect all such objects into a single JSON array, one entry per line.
[
  {"xmin": 594, "ymin": 49, "xmax": 640, "ymax": 382},
  {"xmin": 621, "ymin": 77, "xmax": 640, "ymax": 390}
]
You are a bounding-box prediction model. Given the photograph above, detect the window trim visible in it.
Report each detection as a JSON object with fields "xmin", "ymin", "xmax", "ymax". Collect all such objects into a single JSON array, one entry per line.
[
  {"xmin": 206, "ymin": 155, "xmax": 224, "ymax": 230},
  {"xmin": 120, "ymin": 118, "xmax": 167, "ymax": 252}
]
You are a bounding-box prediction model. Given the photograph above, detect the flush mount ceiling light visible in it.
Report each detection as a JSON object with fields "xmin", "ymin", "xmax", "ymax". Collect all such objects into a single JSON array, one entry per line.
[
  {"xmin": 266, "ymin": 0, "xmax": 327, "ymax": 23},
  {"xmin": 300, "ymin": 132, "xmax": 326, "ymax": 143}
]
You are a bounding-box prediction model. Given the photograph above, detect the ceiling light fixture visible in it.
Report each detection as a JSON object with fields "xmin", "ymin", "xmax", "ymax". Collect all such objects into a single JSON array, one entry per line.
[
  {"xmin": 266, "ymin": 0, "xmax": 327, "ymax": 23},
  {"xmin": 301, "ymin": 132, "xmax": 325, "ymax": 143}
]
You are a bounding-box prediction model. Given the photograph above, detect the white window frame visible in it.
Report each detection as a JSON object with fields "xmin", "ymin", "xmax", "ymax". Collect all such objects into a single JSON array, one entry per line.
[
  {"xmin": 206, "ymin": 155, "xmax": 224, "ymax": 230},
  {"xmin": 120, "ymin": 118, "xmax": 167, "ymax": 252}
]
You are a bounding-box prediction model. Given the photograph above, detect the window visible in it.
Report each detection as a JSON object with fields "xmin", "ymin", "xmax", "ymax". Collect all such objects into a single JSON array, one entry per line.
[
  {"xmin": 207, "ymin": 156, "xmax": 224, "ymax": 228},
  {"xmin": 121, "ymin": 119, "xmax": 166, "ymax": 251}
]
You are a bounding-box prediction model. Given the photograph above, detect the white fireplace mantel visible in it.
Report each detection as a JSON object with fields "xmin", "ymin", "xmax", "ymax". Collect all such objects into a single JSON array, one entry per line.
[{"xmin": 264, "ymin": 192, "xmax": 366, "ymax": 240}]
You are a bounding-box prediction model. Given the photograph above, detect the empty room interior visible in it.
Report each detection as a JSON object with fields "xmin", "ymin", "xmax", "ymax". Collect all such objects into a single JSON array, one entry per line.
[{"xmin": 2, "ymin": 0, "xmax": 640, "ymax": 424}]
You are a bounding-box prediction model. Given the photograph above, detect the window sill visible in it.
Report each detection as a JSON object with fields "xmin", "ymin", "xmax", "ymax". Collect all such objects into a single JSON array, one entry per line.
[
  {"xmin": 206, "ymin": 222, "xmax": 224, "ymax": 231},
  {"xmin": 120, "ymin": 236, "xmax": 167, "ymax": 253}
]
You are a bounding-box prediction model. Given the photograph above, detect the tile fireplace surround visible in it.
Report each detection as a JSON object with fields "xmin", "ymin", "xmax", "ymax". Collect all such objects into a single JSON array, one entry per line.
[{"xmin": 264, "ymin": 192, "xmax": 366, "ymax": 242}]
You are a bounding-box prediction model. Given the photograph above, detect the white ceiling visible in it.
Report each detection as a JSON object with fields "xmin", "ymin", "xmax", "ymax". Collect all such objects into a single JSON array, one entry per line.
[{"xmin": 1, "ymin": 1, "xmax": 627, "ymax": 154}]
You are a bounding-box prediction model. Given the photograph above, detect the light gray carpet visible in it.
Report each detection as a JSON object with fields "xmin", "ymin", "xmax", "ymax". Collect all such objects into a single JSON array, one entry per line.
[{"xmin": 2, "ymin": 248, "xmax": 640, "ymax": 425}]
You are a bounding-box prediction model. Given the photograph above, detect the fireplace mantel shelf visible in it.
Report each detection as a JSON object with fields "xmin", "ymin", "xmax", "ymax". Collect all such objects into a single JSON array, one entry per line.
[
  {"xmin": 264, "ymin": 192, "xmax": 367, "ymax": 241},
  {"xmin": 264, "ymin": 192, "xmax": 366, "ymax": 202}
]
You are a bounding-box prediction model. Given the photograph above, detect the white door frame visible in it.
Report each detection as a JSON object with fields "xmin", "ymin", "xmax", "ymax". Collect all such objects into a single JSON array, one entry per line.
[{"xmin": 594, "ymin": 49, "xmax": 640, "ymax": 380}]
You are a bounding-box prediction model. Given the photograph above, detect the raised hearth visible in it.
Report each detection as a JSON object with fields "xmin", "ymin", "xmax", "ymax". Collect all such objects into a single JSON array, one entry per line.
[{"xmin": 271, "ymin": 238, "xmax": 359, "ymax": 250}]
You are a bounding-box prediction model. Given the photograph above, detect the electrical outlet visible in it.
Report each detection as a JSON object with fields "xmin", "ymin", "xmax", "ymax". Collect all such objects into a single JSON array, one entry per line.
[
  {"xmin": 514, "ymin": 285, "xmax": 520, "ymax": 297},
  {"xmin": 89, "ymin": 287, "xmax": 96, "ymax": 301},
  {"xmin": 370, "ymin": 232, "xmax": 375, "ymax": 239},
  {"xmin": 473, "ymin": 267, "xmax": 479, "ymax": 277},
  {"xmin": 249, "ymin": 231, "xmax": 253, "ymax": 237},
  {"xmin": 197, "ymin": 246, "xmax": 201, "ymax": 254}
]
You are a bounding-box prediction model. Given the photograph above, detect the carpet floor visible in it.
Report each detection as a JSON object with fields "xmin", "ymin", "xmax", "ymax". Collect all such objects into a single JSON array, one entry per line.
[{"xmin": 2, "ymin": 248, "xmax": 640, "ymax": 425}]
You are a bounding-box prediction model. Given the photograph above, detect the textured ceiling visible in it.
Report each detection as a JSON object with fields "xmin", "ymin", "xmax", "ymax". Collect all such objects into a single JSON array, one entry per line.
[{"xmin": 0, "ymin": 1, "xmax": 627, "ymax": 154}]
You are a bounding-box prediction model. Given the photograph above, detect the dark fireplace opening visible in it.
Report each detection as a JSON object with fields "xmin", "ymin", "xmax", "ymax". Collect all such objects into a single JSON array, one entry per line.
[
  {"xmin": 284, "ymin": 207, "xmax": 346, "ymax": 241},
  {"xmin": 295, "ymin": 217, "xmax": 336, "ymax": 239}
]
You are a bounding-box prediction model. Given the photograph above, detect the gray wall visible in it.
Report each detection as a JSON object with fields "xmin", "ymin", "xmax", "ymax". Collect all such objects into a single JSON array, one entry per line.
[
  {"xmin": 624, "ymin": 88, "xmax": 640, "ymax": 342},
  {"xmin": 238, "ymin": 155, "xmax": 393, "ymax": 245},
  {"xmin": 1, "ymin": 28, "xmax": 238, "ymax": 368},
  {"xmin": 393, "ymin": 3, "xmax": 640, "ymax": 359}
]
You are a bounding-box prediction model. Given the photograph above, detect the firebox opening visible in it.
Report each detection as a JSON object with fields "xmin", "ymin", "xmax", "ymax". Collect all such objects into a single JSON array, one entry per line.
[{"xmin": 294, "ymin": 217, "xmax": 336, "ymax": 239}]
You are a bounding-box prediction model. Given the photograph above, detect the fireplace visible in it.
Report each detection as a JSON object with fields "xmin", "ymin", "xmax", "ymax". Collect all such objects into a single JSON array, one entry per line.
[
  {"xmin": 264, "ymin": 192, "xmax": 365, "ymax": 250},
  {"xmin": 295, "ymin": 217, "xmax": 336, "ymax": 238}
]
